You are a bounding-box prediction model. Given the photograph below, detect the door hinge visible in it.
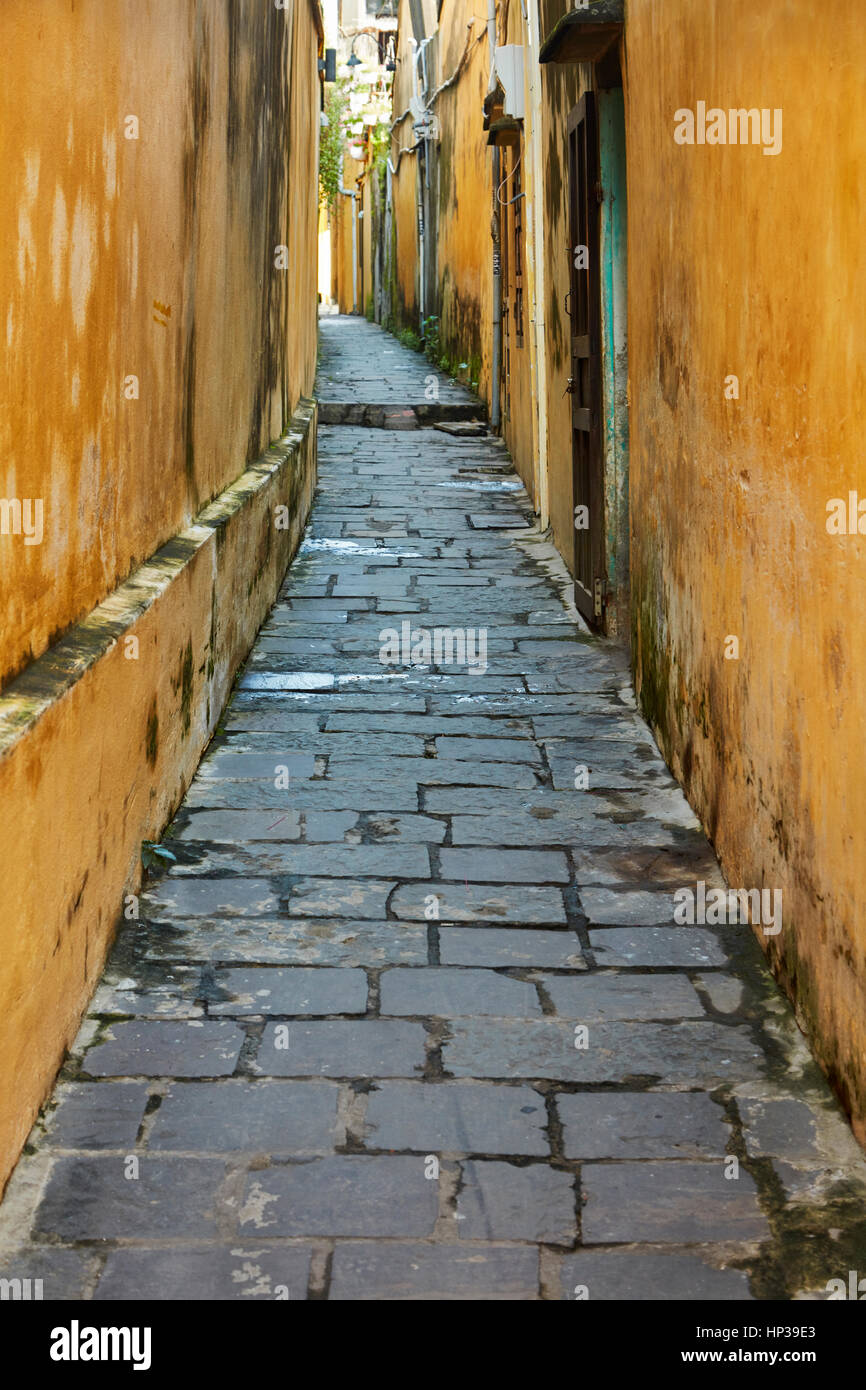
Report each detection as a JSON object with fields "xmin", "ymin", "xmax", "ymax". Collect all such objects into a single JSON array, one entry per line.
[{"xmin": 593, "ymin": 578, "xmax": 604, "ymax": 619}]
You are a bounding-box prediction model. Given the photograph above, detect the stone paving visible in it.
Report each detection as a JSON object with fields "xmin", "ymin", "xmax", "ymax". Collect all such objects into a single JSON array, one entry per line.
[
  {"xmin": 315, "ymin": 314, "xmax": 479, "ymax": 424},
  {"xmin": 4, "ymin": 316, "xmax": 866, "ymax": 1300}
]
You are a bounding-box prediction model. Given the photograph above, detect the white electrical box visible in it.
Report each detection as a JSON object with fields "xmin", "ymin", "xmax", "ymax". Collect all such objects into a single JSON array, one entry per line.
[{"xmin": 494, "ymin": 45, "xmax": 525, "ymax": 121}]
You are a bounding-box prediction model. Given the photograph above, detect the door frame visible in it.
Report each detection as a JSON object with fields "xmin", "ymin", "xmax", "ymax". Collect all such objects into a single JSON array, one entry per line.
[{"xmin": 566, "ymin": 91, "xmax": 604, "ymax": 627}]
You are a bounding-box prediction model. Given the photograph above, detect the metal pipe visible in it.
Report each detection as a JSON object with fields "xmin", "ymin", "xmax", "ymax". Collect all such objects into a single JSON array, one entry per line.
[
  {"xmin": 383, "ymin": 158, "xmax": 394, "ymax": 324},
  {"xmin": 338, "ymin": 155, "xmax": 359, "ymax": 313},
  {"xmin": 486, "ymin": 0, "xmax": 497, "ymax": 93},
  {"xmin": 418, "ymin": 164, "xmax": 425, "ymax": 335},
  {"xmin": 413, "ymin": 35, "xmax": 431, "ymax": 336}
]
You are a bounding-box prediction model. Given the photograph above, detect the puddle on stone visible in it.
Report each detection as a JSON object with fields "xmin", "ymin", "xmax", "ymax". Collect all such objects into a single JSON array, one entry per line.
[
  {"xmin": 336, "ymin": 670, "xmax": 429, "ymax": 683},
  {"xmin": 299, "ymin": 538, "xmax": 422, "ymax": 557},
  {"xmin": 241, "ymin": 673, "xmax": 335, "ymax": 690},
  {"xmin": 435, "ymin": 480, "xmax": 522, "ymax": 492}
]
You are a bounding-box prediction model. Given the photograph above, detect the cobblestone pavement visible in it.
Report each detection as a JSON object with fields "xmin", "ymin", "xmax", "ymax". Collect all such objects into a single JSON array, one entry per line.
[
  {"xmin": 4, "ymin": 317, "xmax": 866, "ymax": 1301},
  {"xmin": 315, "ymin": 314, "xmax": 477, "ymax": 414}
]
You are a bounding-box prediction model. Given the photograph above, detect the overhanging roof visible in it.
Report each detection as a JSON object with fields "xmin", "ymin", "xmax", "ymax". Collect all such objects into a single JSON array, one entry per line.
[
  {"xmin": 482, "ymin": 84, "xmax": 505, "ymax": 131},
  {"xmin": 539, "ymin": 1, "xmax": 623, "ymax": 65},
  {"xmin": 486, "ymin": 117, "xmax": 521, "ymax": 148}
]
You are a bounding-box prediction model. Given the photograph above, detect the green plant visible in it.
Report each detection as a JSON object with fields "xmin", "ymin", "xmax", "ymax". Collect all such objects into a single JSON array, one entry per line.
[
  {"xmin": 141, "ymin": 841, "xmax": 176, "ymax": 873},
  {"xmin": 370, "ymin": 120, "xmax": 390, "ymax": 182},
  {"xmin": 422, "ymin": 314, "xmax": 442, "ymax": 363},
  {"xmin": 319, "ymin": 82, "xmax": 351, "ymax": 215}
]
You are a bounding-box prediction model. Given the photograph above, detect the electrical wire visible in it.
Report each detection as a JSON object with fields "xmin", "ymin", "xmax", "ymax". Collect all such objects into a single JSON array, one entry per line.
[{"xmin": 496, "ymin": 149, "xmax": 526, "ymax": 206}]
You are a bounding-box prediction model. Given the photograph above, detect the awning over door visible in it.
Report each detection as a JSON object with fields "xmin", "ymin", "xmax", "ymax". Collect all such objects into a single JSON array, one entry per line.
[{"xmin": 539, "ymin": 1, "xmax": 623, "ymax": 65}]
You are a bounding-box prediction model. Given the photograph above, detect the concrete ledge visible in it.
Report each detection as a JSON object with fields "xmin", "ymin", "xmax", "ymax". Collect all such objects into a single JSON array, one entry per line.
[
  {"xmin": 413, "ymin": 402, "xmax": 485, "ymax": 425},
  {"xmin": 0, "ymin": 398, "xmax": 317, "ymax": 1191},
  {"xmin": 319, "ymin": 402, "xmax": 485, "ymax": 427}
]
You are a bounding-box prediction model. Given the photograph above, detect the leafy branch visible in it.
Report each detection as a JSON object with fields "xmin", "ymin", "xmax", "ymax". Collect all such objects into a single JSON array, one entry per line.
[{"xmin": 320, "ymin": 82, "xmax": 352, "ymax": 215}]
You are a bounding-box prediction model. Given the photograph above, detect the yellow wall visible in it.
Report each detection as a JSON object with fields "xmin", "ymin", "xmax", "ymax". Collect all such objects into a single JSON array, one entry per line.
[
  {"xmin": 379, "ymin": 0, "xmax": 866, "ymax": 1141},
  {"xmin": 0, "ymin": 0, "xmax": 319, "ymax": 692},
  {"xmin": 330, "ymin": 150, "xmax": 367, "ymax": 314},
  {"xmin": 391, "ymin": 148, "xmax": 420, "ymax": 327},
  {"xmin": 432, "ymin": 9, "xmax": 491, "ymax": 393},
  {"xmin": 624, "ymin": 0, "xmax": 866, "ymax": 1137},
  {"xmin": 0, "ymin": 0, "xmax": 321, "ymax": 1191},
  {"xmin": 387, "ymin": 1, "xmax": 538, "ymax": 502},
  {"xmin": 497, "ymin": 3, "xmax": 536, "ymax": 500}
]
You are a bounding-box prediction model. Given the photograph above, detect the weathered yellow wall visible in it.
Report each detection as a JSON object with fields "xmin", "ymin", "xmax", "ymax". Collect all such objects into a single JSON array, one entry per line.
[
  {"xmin": 387, "ymin": 4, "xmax": 418, "ymax": 331},
  {"xmin": 330, "ymin": 204, "xmax": 341, "ymax": 304},
  {"xmin": 384, "ymin": 0, "xmax": 589, "ymax": 536},
  {"xmin": 0, "ymin": 0, "xmax": 319, "ymax": 691},
  {"xmin": 379, "ymin": 0, "xmax": 866, "ymax": 1142},
  {"xmin": 432, "ymin": 9, "xmax": 491, "ymax": 393},
  {"xmin": 0, "ymin": 413, "xmax": 316, "ymax": 1193},
  {"xmin": 387, "ymin": 2, "xmax": 537, "ymax": 501},
  {"xmin": 331, "ymin": 196, "xmax": 347, "ymax": 312},
  {"xmin": 624, "ymin": 0, "xmax": 866, "ymax": 1137},
  {"xmin": 330, "ymin": 150, "xmax": 366, "ymax": 314},
  {"xmin": 497, "ymin": 4, "xmax": 535, "ymax": 499},
  {"xmin": 391, "ymin": 148, "xmax": 420, "ymax": 327},
  {"xmin": 361, "ymin": 171, "xmax": 373, "ymax": 316},
  {"xmin": 0, "ymin": 0, "xmax": 321, "ymax": 1191}
]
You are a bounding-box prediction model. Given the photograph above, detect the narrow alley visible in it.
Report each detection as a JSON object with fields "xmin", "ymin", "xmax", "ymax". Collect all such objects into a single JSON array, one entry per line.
[{"xmin": 3, "ymin": 318, "xmax": 866, "ymax": 1303}]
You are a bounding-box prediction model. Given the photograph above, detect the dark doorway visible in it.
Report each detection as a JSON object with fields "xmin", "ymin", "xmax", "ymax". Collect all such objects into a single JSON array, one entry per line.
[{"xmin": 567, "ymin": 92, "xmax": 604, "ymax": 626}]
